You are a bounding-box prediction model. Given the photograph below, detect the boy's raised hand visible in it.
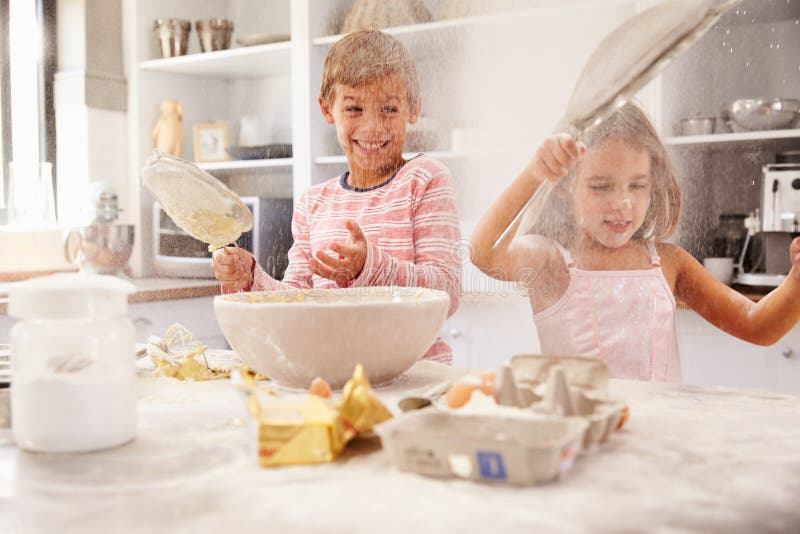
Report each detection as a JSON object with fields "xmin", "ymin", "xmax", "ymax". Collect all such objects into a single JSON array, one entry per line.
[
  {"xmin": 791, "ymin": 237, "xmax": 800, "ymax": 280},
  {"xmin": 525, "ymin": 133, "xmax": 587, "ymax": 183},
  {"xmin": 211, "ymin": 247, "xmax": 255, "ymax": 292},
  {"xmin": 309, "ymin": 220, "xmax": 368, "ymax": 287}
]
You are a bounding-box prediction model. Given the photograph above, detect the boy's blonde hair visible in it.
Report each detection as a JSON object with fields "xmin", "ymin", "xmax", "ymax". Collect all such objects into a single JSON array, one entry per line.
[
  {"xmin": 534, "ymin": 102, "xmax": 681, "ymax": 245},
  {"xmin": 319, "ymin": 30, "xmax": 420, "ymax": 105}
]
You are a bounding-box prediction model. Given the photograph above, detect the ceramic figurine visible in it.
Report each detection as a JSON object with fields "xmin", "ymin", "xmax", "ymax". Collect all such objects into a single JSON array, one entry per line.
[{"xmin": 151, "ymin": 98, "xmax": 183, "ymax": 157}]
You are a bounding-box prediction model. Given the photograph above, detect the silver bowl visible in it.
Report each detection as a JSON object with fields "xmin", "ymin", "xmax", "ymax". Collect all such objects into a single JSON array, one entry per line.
[
  {"xmin": 63, "ymin": 224, "xmax": 135, "ymax": 275},
  {"xmin": 727, "ymin": 98, "xmax": 800, "ymax": 131},
  {"xmin": 677, "ymin": 117, "xmax": 716, "ymax": 136}
]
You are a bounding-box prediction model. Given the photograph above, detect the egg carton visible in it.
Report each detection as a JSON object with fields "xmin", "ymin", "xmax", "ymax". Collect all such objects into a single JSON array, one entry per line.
[
  {"xmin": 377, "ymin": 410, "xmax": 588, "ymax": 486},
  {"xmin": 434, "ymin": 355, "xmax": 626, "ymax": 450},
  {"xmin": 381, "ymin": 356, "xmax": 628, "ymax": 485},
  {"xmin": 501, "ymin": 355, "xmax": 627, "ymax": 450},
  {"xmin": 509, "ymin": 353, "xmax": 611, "ymax": 394}
]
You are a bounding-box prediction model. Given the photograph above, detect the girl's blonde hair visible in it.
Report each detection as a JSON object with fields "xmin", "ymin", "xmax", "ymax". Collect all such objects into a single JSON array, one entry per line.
[
  {"xmin": 319, "ymin": 30, "xmax": 420, "ymax": 105},
  {"xmin": 533, "ymin": 102, "xmax": 681, "ymax": 245}
]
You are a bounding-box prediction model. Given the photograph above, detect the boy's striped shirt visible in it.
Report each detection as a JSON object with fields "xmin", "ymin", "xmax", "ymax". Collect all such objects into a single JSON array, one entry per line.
[{"xmin": 244, "ymin": 155, "xmax": 462, "ymax": 364}]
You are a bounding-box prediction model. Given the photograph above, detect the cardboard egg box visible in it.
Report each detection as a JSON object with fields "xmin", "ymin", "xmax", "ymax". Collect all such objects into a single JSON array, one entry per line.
[{"xmin": 378, "ymin": 355, "xmax": 628, "ymax": 485}]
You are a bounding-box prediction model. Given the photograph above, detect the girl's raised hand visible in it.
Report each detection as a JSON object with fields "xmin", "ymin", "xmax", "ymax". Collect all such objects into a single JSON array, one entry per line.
[
  {"xmin": 525, "ymin": 133, "xmax": 587, "ymax": 183},
  {"xmin": 309, "ymin": 220, "xmax": 368, "ymax": 287},
  {"xmin": 791, "ymin": 237, "xmax": 800, "ymax": 280},
  {"xmin": 211, "ymin": 247, "xmax": 255, "ymax": 292}
]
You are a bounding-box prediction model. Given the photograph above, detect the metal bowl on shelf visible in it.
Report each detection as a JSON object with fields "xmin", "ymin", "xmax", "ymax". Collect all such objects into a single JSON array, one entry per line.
[
  {"xmin": 677, "ymin": 117, "xmax": 716, "ymax": 136},
  {"xmin": 727, "ymin": 98, "xmax": 800, "ymax": 131}
]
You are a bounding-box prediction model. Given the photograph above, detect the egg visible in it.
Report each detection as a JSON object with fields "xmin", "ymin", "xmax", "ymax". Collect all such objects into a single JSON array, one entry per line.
[
  {"xmin": 446, "ymin": 371, "xmax": 499, "ymax": 408},
  {"xmin": 309, "ymin": 377, "xmax": 332, "ymax": 398},
  {"xmin": 478, "ymin": 370, "xmax": 496, "ymax": 396},
  {"xmin": 616, "ymin": 405, "xmax": 630, "ymax": 430},
  {"xmin": 446, "ymin": 382, "xmax": 480, "ymax": 409}
]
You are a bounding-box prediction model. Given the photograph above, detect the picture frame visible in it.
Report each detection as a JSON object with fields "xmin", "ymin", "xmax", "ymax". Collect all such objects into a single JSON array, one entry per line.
[{"xmin": 193, "ymin": 123, "xmax": 230, "ymax": 162}]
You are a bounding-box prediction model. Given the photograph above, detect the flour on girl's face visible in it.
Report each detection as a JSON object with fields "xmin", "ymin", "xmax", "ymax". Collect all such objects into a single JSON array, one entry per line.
[{"xmin": 572, "ymin": 140, "xmax": 652, "ymax": 250}]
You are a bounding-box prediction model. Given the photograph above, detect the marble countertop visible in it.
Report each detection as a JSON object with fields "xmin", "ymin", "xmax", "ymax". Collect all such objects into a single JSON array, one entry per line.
[{"xmin": 1, "ymin": 355, "xmax": 798, "ymax": 533}]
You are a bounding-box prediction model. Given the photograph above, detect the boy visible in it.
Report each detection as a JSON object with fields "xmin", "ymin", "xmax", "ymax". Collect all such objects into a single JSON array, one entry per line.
[{"xmin": 212, "ymin": 30, "xmax": 462, "ymax": 364}]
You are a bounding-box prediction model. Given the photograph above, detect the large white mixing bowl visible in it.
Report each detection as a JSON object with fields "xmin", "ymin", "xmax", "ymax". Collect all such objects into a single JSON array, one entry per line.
[{"xmin": 214, "ymin": 286, "xmax": 449, "ymax": 388}]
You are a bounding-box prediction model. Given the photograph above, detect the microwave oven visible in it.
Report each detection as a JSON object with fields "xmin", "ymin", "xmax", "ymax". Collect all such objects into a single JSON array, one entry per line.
[{"xmin": 152, "ymin": 196, "xmax": 293, "ymax": 279}]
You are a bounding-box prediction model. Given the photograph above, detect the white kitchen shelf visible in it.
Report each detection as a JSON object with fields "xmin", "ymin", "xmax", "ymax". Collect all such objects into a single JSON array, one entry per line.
[
  {"xmin": 139, "ymin": 41, "xmax": 292, "ymax": 78},
  {"xmin": 157, "ymin": 229, "xmax": 189, "ymax": 236},
  {"xmin": 313, "ymin": 152, "xmax": 466, "ymax": 165},
  {"xmin": 196, "ymin": 158, "xmax": 293, "ymax": 171},
  {"xmin": 666, "ymin": 129, "xmax": 800, "ymax": 146},
  {"xmin": 312, "ymin": 0, "xmax": 631, "ymax": 46}
]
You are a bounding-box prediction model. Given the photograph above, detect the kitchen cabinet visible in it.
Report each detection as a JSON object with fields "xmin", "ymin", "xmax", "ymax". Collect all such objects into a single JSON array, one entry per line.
[
  {"xmin": 0, "ymin": 297, "xmax": 226, "ymax": 349},
  {"xmin": 125, "ymin": 0, "xmax": 645, "ymax": 277},
  {"xmin": 676, "ymin": 308, "xmax": 800, "ymax": 394},
  {"xmin": 0, "ymin": 314, "xmax": 11, "ymax": 346},
  {"xmin": 129, "ymin": 296, "xmax": 227, "ymax": 348},
  {"xmin": 444, "ymin": 294, "xmax": 541, "ymax": 369},
  {"xmin": 447, "ymin": 299, "xmax": 800, "ymax": 394}
]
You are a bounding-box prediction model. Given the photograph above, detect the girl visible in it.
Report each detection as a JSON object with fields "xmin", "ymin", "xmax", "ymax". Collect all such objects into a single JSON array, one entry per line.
[
  {"xmin": 211, "ymin": 30, "xmax": 461, "ymax": 364},
  {"xmin": 470, "ymin": 103, "xmax": 800, "ymax": 382}
]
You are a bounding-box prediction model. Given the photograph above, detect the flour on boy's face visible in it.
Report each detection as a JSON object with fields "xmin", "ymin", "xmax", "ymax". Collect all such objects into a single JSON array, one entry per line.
[{"xmin": 326, "ymin": 72, "xmax": 419, "ymax": 180}]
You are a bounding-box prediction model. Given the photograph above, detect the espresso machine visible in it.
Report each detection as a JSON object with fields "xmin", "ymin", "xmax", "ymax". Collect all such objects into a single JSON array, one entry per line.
[{"xmin": 737, "ymin": 163, "xmax": 800, "ymax": 287}]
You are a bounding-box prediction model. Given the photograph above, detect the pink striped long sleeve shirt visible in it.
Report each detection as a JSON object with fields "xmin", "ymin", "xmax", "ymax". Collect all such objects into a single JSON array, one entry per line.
[{"xmin": 248, "ymin": 155, "xmax": 462, "ymax": 364}]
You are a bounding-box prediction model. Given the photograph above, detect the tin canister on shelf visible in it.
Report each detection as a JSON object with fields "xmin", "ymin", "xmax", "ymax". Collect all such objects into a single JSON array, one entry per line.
[{"xmin": 154, "ymin": 19, "xmax": 191, "ymax": 58}]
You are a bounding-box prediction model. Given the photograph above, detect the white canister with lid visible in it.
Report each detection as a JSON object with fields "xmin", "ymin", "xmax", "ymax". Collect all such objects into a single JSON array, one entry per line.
[{"xmin": 8, "ymin": 273, "xmax": 137, "ymax": 452}]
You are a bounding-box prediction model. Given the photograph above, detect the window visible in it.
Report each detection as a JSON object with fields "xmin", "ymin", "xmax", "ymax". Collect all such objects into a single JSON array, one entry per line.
[
  {"xmin": 0, "ymin": 0, "xmax": 10, "ymax": 218},
  {"xmin": 1, "ymin": 0, "xmax": 56, "ymax": 226}
]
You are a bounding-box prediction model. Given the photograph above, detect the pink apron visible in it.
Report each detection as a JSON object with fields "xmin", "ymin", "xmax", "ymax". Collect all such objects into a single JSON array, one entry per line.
[{"xmin": 532, "ymin": 242, "xmax": 681, "ymax": 382}]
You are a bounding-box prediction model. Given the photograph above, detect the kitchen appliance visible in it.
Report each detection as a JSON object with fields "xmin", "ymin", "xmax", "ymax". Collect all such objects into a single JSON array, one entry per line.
[
  {"xmin": 736, "ymin": 164, "xmax": 800, "ymax": 287},
  {"xmin": 63, "ymin": 182, "xmax": 135, "ymax": 275},
  {"xmin": 153, "ymin": 196, "xmax": 293, "ymax": 279}
]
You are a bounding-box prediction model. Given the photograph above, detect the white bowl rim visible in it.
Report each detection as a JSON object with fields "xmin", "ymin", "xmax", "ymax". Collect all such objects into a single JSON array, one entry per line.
[{"xmin": 215, "ymin": 286, "xmax": 451, "ymax": 309}]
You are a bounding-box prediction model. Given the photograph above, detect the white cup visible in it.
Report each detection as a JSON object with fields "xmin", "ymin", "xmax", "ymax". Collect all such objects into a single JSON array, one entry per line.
[{"xmin": 703, "ymin": 257, "xmax": 734, "ymax": 285}]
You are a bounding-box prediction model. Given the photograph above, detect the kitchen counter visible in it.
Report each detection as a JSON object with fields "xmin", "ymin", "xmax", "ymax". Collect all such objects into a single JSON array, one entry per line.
[
  {"xmin": 1, "ymin": 355, "xmax": 798, "ymax": 533},
  {"xmin": 0, "ymin": 277, "xmax": 769, "ymax": 313},
  {"xmin": 0, "ymin": 277, "xmax": 220, "ymax": 315}
]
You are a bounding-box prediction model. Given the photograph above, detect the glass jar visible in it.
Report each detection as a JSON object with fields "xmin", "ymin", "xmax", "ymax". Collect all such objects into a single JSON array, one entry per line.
[{"xmin": 8, "ymin": 273, "xmax": 136, "ymax": 453}]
